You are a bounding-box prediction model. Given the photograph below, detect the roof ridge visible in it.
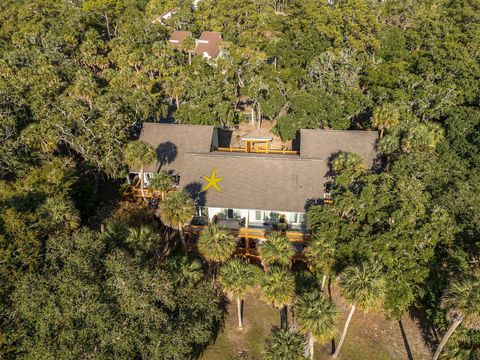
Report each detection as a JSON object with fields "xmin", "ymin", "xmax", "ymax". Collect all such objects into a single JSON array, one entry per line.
[{"xmin": 143, "ymin": 122, "xmax": 214, "ymax": 128}]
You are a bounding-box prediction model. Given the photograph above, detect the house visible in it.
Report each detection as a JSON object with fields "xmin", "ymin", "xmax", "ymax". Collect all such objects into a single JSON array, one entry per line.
[
  {"xmin": 154, "ymin": 7, "xmax": 179, "ymax": 24},
  {"xmin": 193, "ymin": 0, "xmax": 201, "ymax": 9},
  {"xmin": 168, "ymin": 30, "xmax": 192, "ymax": 48},
  {"xmin": 194, "ymin": 31, "xmax": 222, "ymax": 59},
  {"xmin": 128, "ymin": 124, "xmax": 378, "ymax": 243}
]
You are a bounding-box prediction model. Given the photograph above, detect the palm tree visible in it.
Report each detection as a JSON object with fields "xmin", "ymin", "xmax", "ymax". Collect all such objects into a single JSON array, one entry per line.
[
  {"xmin": 102, "ymin": 221, "xmax": 129, "ymax": 244},
  {"xmin": 296, "ymin": 290, "xmax": 338, "ymax": 359},
  {"xmin": 332, "ymin": 261, "xmax": 385, "ymax": 358},
  {"xmin": 378, "ymin": 127, "xmax": 402, "ymax": 156},
  {"xmin": 258, "ymin": 232, "xmax": 294, "ymax": 271},
  {"xmin": 372, "ymin": 103, "xmax": 400, "ymax": 139},
  {"xmin": 264, "ymin": 327, "xmax": 307, "ymax": 360},
  {"xmin": 124, "ymin": 140, "xmax": 156, "ymax": 202},
  {"xmin": 305, "ymin": 235, "xmax": 335, "ymax": 291},
  {"xmin": 440, "ymin": 327, "xmax": 480, "ymax": 360},
  {"xmin": 126, "ymin": 225, "xmax": 173, "ymax": 261},
  {"xmin": 148, "ymin": 171, "xmax": 173, "ymax": 200},
  {"xmin": 261, "ymin": 267, "xmax": 296, "ymax": 329},
  {"xmin": 157, "ymin": 190, "xmax": 195, "ymax": 251},
  {"xmin": 433, "ymin": 272, "xmax": 480, "ymax": 360},
  {"xmin": 218, "ymin": 258, "xmax": 259, "ymax": 328},
  {"xmin": 169, "ymin": 256, "xmax": 204, "ymax": 286},
  {"xmin": 38, "ymin": 195, "xmax": 80, "ymax": 233},
  {"xmin": 181, "ymin": 35, "xmax": 196, "ymax": 65},
  {"xmin": 197, "ymin": 224, "xmax": 237, "ymax": 280},
  {"xmin": 401, "ymin": 121, "xmax": 444, "ymax": 154},
  {"xmin": 331, "ymin": 152, "xmax": 366, "ymax": 187},
  {"xmin": 126, "ymin": 225, "xmax": 158, "ymax": 252}
]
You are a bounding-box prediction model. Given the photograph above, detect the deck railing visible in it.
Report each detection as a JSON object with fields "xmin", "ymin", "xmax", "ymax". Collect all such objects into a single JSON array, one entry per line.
[
  {"xmin": 123, "ymin": 179, "xmax": 167, "ymax": 200},
  {"xmin": 184, "ymin": 224, "xmax": 310, "ymax": 243},
  {"xmin": 216, "ymin": 147, "xmax": 299, "ymax": 155},
  {"xmin": 233, "ymin": 246, "xmax": 307, "ymax": 263}
]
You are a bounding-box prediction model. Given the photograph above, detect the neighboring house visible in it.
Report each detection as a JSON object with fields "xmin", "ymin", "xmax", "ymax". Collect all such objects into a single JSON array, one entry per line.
[
  {"xmin": 168, "ymin": 30, "xmax": 192, "ymax": 48},
  {"xmin": 154, "ymin": 7, "xmax": 179, "ymax": 24},
  {"xmin": 128, "ymin": 123, "xmax": 378, "ymax": 236},
  {"xmin": 194, "ymin": 31, "xmax": 222, "ymax": 59},
  {"xmin": 192, "ymin": 0, "xmax": 201, "ymax": 9}
]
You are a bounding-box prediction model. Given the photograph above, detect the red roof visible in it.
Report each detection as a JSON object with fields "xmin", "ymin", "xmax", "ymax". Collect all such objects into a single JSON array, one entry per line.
[
  {"xmin": 169, "ymin": 31, "xmax": 192, "ymax": 47},
  {"xmin": 194, "ymin": 31, "xmax": 222, "ymax": 59},
  {"xmin": 198, "ymin": 31, "xmax": 222, "ymax": 43}
]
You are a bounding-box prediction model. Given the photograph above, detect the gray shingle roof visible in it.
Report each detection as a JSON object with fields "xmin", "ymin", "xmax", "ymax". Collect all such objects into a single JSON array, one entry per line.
[
  {"xmin": 300, "ymin": 129, "xmax": 378, "ymax": 161},
  {"xmin": 135, "ymin": 123, "xmax": 377, "ymax": 212},
  {"xmin": 174, "ymin": 152, "xmax": 326, "ymax": 212},
  {"xmin": 131, "ymin": 123, "xmax": 214, "ymax": 173}
]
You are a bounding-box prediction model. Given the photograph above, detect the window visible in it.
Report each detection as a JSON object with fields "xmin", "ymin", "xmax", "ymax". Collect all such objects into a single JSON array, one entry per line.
[
  {"xmin": 298, "ymin": 213, "xmax": 307, "ymax": 224},
  {"xmin": 288, "ymin": 212, "xmax": 298, "ymax": 223},
  {"xmin": 255, "ymin": 210, "xmax": 262, "ymax": 221},
  {"xmin": 144, "ymin": 173, "xmax": 153, "ymax": 185},
  {"xmin": 270, "ymin": 212, "xmax": 279, "ymax": 222},
  {"xmin": 227, "ymin": 209, "xmax": 234, "ymax": 219},
  {"xmin": 198, "ymin": 207, "xmax": 208, "ymax": 218}
]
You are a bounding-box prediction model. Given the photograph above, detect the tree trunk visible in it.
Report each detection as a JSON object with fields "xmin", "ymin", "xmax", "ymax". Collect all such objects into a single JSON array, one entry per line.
[
  {"xmin": 261, "ymin": 260, "xmax": 269, "ymax": 273},
  {"xmin": 188, "ymin": 52, "xmax": 192, "ymax": 65},
  {"xmin": 290, "ymin": 306, "xmax": 297, "ymax": 330},
  {"xmin": 176, "ymin": 95, "xmax": 180, "ymax": 109},
  {"xmin": 257, "ymin": 103, "xmax": 262, "ymax": 130},
  {"xmin": 379, "ymin": 127, "xmax": 384, "ymax": 139},
  {"xmin": 321, "ymin": 274, "xmax": 327, "ymax": 291},
  {"xmin": 140, "ymin": 166, "xmax": 147, "ymax": 202},
  {"xmin": 211, "ymin": 261, "xmax": 219, "ymax": 283},
  {"xmin": 332, "ymin": 304, "xmax": 356, "ymax": 358},
  {"xmin": 178, "ymin": 225, "xmax": 187, "ymax": 252},
  {"xmin": 280, "ymin": 306, "xmax": 284, "ymax": 328},
  {"xmin": 308, "ymin": 332, "xmax": 314, "ymax": 360},
  {"xmin": 280, "ymin": 305, "xmax": 288, "ymax": 329},
  {"xmin": 432, "ymin": 317, "xmax": 463, "ymax": 360},
  {"xmin": 237, "ymin": 297, "xmax": 243, "ymax": 329},
  {"xmin": 104, "ymin": 12, "xmax": 111, "ymax": 39}
]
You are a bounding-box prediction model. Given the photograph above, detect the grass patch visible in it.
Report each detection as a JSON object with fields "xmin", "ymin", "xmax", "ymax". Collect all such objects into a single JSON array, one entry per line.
[
  {"xmin": 245, "ymin": 321, "xmax": 267, "ymax": 359},
  {"xmin": 200, "ymin": 288, "xmax": 428, "ymax": 360},
  {"xmin": 200, "ymin": 334, "xmax": 237, "ymax": 360}
]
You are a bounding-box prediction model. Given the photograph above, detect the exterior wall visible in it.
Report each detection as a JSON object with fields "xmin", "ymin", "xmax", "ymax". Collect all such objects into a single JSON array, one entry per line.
[
  {"xmin": 211, "ymin": 127, "xmax": 219, "ymax": 149},
  {"xmin": 201, "ymin": 206, "xmax": 307, "ymax": 229},
  {"xmin": 131, "ymin": 172, "xmax": 154, "ymax": 186}
]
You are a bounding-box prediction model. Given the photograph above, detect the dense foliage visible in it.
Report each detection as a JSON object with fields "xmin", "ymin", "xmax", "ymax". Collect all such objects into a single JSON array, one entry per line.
[
  {"xmin": 11, "ymin": 229, "xmax": 222, "ymax": 359},
  {"xmin": 1, "ymin": 0, "xmax": 480, "ymax": 358}
]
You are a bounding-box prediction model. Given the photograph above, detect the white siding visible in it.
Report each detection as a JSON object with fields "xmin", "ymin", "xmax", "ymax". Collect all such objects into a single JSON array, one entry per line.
[{"xmin": 204, "ymin": 207, "xmax": 306, "ymax": 226}]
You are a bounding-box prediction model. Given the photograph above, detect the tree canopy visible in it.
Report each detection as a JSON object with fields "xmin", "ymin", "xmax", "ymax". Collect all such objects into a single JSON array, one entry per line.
[{"xmin": 1, "ymin": 0, "xmax": 480, "ymax": 357}]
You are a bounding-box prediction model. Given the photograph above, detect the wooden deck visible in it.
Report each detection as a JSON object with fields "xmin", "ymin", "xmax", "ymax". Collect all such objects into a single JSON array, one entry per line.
[
  {"xmin": 124, "ymin": 185, "xmax": 157, "ymax": 200},
  {"xmin": 123, "ymin": 179, "xmax": 172, "ymax": 200},
  {"xmin": 216, "ymin": 147, "xmax": 299, "ymax": 155},
  {"xmin": 236, "ymin": 247, "xmax": 307, "ymax": 263},
  {"xmin": 184, "ymin": 224, "xmax": 310, "ymax": 243}
]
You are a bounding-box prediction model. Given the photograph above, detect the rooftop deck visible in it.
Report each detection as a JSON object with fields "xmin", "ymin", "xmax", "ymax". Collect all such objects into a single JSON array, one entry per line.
[{"xmin": 216, "ymin": 146, "xmax": 298, "ymax": 155}]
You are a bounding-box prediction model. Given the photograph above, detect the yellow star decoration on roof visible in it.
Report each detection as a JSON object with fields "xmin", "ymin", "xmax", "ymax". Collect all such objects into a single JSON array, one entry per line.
[{"xmin": 202, "ymin": 167, "xmax": 223, "ymax": 192}]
